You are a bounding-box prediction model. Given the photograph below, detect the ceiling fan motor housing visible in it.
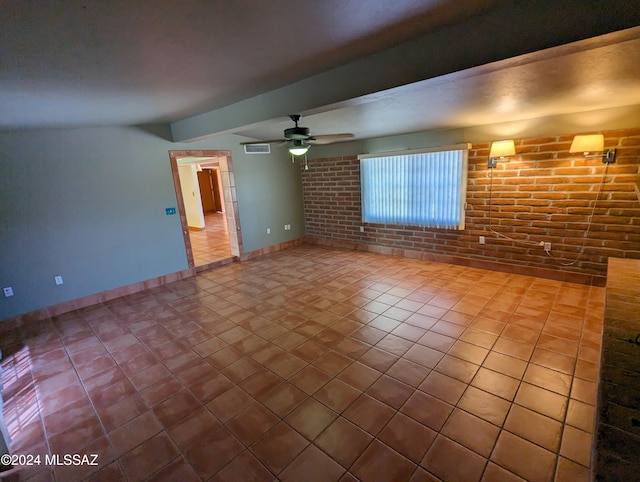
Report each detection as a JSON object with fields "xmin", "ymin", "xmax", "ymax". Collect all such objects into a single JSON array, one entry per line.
[{"xmin": 284, "ymin": 126, "xmax": 310, "ymax": 140}]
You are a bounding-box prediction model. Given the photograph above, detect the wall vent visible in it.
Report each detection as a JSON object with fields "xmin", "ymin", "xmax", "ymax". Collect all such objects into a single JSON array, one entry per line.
[{"xmin": 244, "ymin": 143, "xmax": 271, "ymax": 154}]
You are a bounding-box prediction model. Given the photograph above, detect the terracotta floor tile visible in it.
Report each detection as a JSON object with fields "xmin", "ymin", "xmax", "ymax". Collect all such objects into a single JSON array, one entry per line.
[
  {"xmin": 536, "ymin": 333, "xmax": 579, "ymax": 358},
  {"xmin": 430, "ymin": 320, "xmax": 466, "ymax": 337},
  {"xmin": 3, "ymin": 247, "xmax": 606, "ymax": 482},
  {"xmin": 313, "ymin": 350, "xmax": 353, "ymax": 375},
  {"xmin": 434, "ymin": 354, "xmax": 479, "ymax": 383},
  {"xmin": 419, "ymin": 371, "xmax": 467, "ymax": 405},
  {"xmin": 570, "ymin": 378, "xmax": 598, "ymax": 405},
  {"xmin": 337, "ymin": 362, "xmax": 382, "ymax": 391},
  {"xmin": 448, "ymin": 340, "xmax": 489, "ymax": 365},
  {"xmin": 351, "ymin": 439, "xmax": 416, "ymax": 482},
  {"xmin": 481, "ymin": 462, "xmax": 527, "ymax": 482},
  {"xmin": 54, "ymin": 435, "xmax": 117, "ymax": 481},
  {"xmin": 403, "ymin": 344, "xmax": 445, "ymax": 369},
  {"xmin": 251, "ymin": 421, "xmax": 309, "ymax": 473},
  {"xmin": 184, "ymin": 426, "xmax": 244, "ymax": 479},
  {"xmin": 109, "ymin": 410, "xmax": 163, "ymax": 457},
  {"xmin": 289, "ymin": 364, "xmax": 332, "ymax": 395},
  {"xmin": 369, "ymin": 315, "xmax": 401, "ymax": 332},
  {"xmin": 386, "ymin": 357, "xmax": 431, "ymax": 387},
  {"xmin": 146, "ymin": 456, "xmax": 200, "ymax": 482},
  {"xmin": 405, "ymin": 313, "xmax": 439, "ymax": 331},
  {"xmin": 482, "ymin": 351, "xmax": 527, "ymax": 380},
  {"xmin": 316, "ymin": 416, "xmax": 373, "ymax": 468},
  {"xmin": 471, "ymin": 367, "xmax": 520, "ymax": 401},
  {"xmin": 261, "ymin": 381, "xmax": 309, "ymax": 417},
  {"xmin": 554, "ymin": 456, "xmax": 591, "ymax": 482},
  {"xmin": 343, "ymin": 394, "xmax": 395, "ymax": 436},
  {"xmin": 491, "ymin": 430, "xmax": 556, "ymax": 482},
  {"xmin": 400, "ymin": 390, "xmax": 453, "ymax": 431},
  {"xmin": 523, "ymin": 363, "xmax": 572, "ymax": 396},
  {"xmin": 280, "ymin": 444, "xmax": 346, "ymax": 482},
  {"xmin": 366, "ymin": 374, "xmax": 414, "ymax": 409},
  {"xmin": 240, "ymin": 368, "xmax": 283, "ymax": 398},
  {"xmin": 313, "ymin": 378, "xmax": 361, "ymax": 413},
  {"xmin": 492, "ymin": 337, "xmax": 535, "ymax": 361},
  {"xmin": 85, "ymin": 461, "xmax": 127, "ymax": 482},
  {"xmin": 48, "ymin": 414, "xmax": 104, "ymax": 455},
  {"xmin": 97, "ymin": 394, "xmax": 148, "ymax": 432},
  {"xmin": 359, "ymin": 346, "xmax": 399, "ymax": 372},
  {"xmin": 460, "ymin": 328, "xmax": 498, "ymax": 349},
  {"xmin": 502, "ymin": 324, "xmax": 540, "ymax": 344},
  {"xmin": 470, "ymin": 317, "xmax": 507, "ymax": 336},
  {"xmin": 207, "ymin": 345, "xmax": 244, "ymax": 369},
  {"xmin": 210, "ymin": 451, "xmax": 273, "ymax": 482},
  {"xmin": 119, "ymin": 432, "xmax": 180, "ymax": 482},
  {"xmin": 221, "ymin": 356, "xmax": 262, "ymax": 382},
  {"xmin": 421, "ymin": 435, "xmax": 486, "ymax": 482},
  {"xmin": 417, "ymin": 330, "xmax": 456, "ymax": 352},
  {"xmin": 335, "ymin": 337, "xmax": 371, "ymax": 359},
  {"xmin": 504, "ymin": 404, "xmax": 563, "ymax": 452},
  {"xmin": 226, "ymin": 401, "xmax": 279, "ymax": 445},
  {"xmin": 441, "ymin": 408, "xmax": 500, "ymax": 457},
  {"xmin": 458, "ymin": 386, "xmax": 511, "ymax": 426},
  {"xmin": 378, "ymin": 412, "xmax": 437, "ymax": 462},
  {"xmin": 560, "ymin": 425, "xmax": 592, "ymax": 467},
  {"xmin": 152, "ymin": 390, "xmax": 201, "ymax": 428},
  {"xmin": 42, "ymin": 397, "xmax": 95, "ymax": 437},
  {"xmin": 514, "ymin": 382, "xmax": 568, "ymax": 421},
  {"xmin": 566, "ymin": 398, "xmax": 596, "ymax": 433},
  {"xmin": 205, "ymin": 386, "xmax": 253, "ymax": 422},
  {"xmin": 286, "ymin": 398, "xmax": 338, "ymax": 440},
  {"xmin": 168, "ymin": 406, "xmax": 222, "ymax": 451}
]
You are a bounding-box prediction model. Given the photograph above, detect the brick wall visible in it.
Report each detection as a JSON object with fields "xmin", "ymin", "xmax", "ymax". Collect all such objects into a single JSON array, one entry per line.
[{"xmin": 301, "ymin": 128, "xmax": 640, "ymax": 285}]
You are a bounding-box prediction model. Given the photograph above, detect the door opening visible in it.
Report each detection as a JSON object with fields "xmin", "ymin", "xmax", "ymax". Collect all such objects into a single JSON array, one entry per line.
[{"xmin": 168, "ymin": 150, "xmax": 242, "ymax": 270}]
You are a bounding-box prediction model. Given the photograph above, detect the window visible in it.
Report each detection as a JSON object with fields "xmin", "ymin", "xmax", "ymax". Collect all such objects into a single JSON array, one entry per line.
[{"xmin": 359, "ymin": 144, "xmax": 469, "ymax": 229}]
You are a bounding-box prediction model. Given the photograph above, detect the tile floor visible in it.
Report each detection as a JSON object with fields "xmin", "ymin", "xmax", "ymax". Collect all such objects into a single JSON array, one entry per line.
[
  {"xmin": 0, "ymin": 246, "xmax": 603, "ymax": 481},
  {"xmin": 189, "ymin": 213, "xmax": 232, "ymax": 267}
]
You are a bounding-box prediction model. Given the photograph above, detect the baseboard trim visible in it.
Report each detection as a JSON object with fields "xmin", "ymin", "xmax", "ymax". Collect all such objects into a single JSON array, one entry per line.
[
  {"xmin": 0, "ymin": 268, "xmax": 196, "ymax": 332},
  {"xmin": 238, "ymin": 238, "xmax": 305, "ymax": 261},
  {"xmin": 305, "ymin": 236, "xmax": 606, "ymax": 287}
]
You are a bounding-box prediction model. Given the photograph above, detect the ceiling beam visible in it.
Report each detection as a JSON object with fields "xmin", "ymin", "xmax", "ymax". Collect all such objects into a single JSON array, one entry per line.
[{"xmin": 170, "ymin": 0, "xmax": 640, "ymax": 142}]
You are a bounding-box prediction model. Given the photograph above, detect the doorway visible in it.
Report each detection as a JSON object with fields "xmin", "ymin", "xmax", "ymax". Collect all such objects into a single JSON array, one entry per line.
[{"xmin": 168, "ymin": 150, "xmax": 242, "ymax": 270}]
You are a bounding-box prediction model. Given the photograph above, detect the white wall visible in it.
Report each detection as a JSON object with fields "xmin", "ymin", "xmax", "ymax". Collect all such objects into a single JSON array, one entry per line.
[{"xmin": 178, "ymin": 164, "xmax": 205, "ymax": 228}]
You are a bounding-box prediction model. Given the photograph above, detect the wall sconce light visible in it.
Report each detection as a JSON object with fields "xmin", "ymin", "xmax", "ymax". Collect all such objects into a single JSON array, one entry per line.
[
  {"xmin": 488, "ymin": 140, "xmax": 516, "ymax": 168},
  {"xmin": 569, "ymin": 134, "xmax": 615, "ymax": 163},
  {"xmin": 289, "ymin": 139, "xmax": 310, "ymax": 156}
]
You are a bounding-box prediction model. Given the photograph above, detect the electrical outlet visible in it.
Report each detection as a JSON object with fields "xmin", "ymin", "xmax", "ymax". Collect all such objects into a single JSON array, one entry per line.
[
  {"xmin": 55, "ymin": 275, "xmax": 64, "ymax": 285},
  {"xmin": 360, "ymin": 226, "xmax": 365, "ymax": 233},
  {"xmin": 266, "ymin": 227, "xmax": 271, "ymax": 235},
  {"xmin": 544, "ymin": 242, "xmax": 551, "ymax": 252},
  {"xmin": 479, "ymin": 236, "xmax": 485, "ymax": 245},
  {"xmin": 3, "ymin": 287, "xmax": 14, "ymax": 297}
]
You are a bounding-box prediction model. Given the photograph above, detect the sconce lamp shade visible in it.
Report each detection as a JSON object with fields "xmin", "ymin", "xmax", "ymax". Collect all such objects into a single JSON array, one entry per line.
[
  {"xmin": 489, "ymin": 140, "xmax": 516, "ymax": 158},
  {"xmin": 570, "ymin": 134, "xmax": 604, "ymax": 154},
  {"xmin": 488, "ymin": 140, "xmax": 515, "ymax": 168}
]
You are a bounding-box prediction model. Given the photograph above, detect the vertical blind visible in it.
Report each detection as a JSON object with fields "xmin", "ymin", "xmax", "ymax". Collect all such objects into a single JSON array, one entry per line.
[{"xmin": 359, "ymin": 145, "xmax": 468, "ymax": 229}]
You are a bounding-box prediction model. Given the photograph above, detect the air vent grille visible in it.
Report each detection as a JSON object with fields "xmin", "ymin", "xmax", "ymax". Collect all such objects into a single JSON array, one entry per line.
[{"xmin": 244, "ymin": 144, "xmax": 271, "ymax": 154}]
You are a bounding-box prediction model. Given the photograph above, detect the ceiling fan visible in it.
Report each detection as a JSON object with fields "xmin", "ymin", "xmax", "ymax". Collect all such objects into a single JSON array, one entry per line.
[{"xmin": 242, "ymin": 115, "xmax": 355, "ymax": 156}]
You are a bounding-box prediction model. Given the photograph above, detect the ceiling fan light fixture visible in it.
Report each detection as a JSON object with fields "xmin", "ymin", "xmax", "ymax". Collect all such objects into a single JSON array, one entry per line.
[{"xmin": 289, "ymin": 140, "xmax": 310, "ymax": 156}]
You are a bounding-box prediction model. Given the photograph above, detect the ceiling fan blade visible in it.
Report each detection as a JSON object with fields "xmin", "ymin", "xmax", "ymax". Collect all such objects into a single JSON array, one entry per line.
[{"xmin": 307, "ymin": 133, "xmax": 355, "ymax": 145}]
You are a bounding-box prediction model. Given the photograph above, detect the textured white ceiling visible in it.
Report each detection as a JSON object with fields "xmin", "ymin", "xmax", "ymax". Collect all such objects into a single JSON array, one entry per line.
[{"xmin": 2, "ymin": 0, "xmax": 640, "ymax": 141}]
